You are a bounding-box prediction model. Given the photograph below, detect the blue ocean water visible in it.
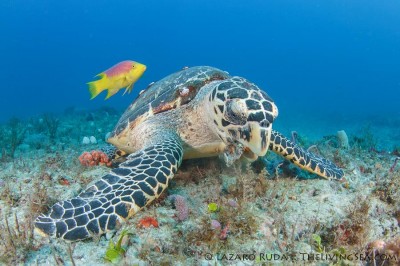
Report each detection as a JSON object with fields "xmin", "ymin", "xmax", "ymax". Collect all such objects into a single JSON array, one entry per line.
[
  {"xmin": 1, "ymin": 0, "xmax": 399, "ymax": 126},
  {"xmin": 2, "ymin": 2, "xmax": 400, "ymax": 261}
]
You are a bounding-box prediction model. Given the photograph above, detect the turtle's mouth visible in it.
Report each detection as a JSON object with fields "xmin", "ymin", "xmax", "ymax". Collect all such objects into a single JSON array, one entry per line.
[
  {"xmin": 242, "ymin": 147, "xmax": 257, "ymax": 161},
  {"xmin": 107, "ymin": 133, "xmax": 135, "ymax": 154},
  {"xmin": 237, "ymin": 122, "xmax": 271, "ymax": 157}
]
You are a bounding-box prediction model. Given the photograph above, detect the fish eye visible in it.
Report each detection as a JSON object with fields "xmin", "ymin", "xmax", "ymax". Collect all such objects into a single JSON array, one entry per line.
[{"xmin": 132, "ymin": 65, "xmax": 135, "ymax": 68}]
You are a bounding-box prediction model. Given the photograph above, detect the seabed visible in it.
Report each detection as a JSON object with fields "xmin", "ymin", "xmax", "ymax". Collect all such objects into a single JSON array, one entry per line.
[{"xmin": 0, "ymin": 107, "xmax": 399, "ymax": 265}]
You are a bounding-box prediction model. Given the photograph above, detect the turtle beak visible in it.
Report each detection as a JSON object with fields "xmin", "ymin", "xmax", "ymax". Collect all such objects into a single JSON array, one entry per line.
[{"xmin": 238, "ymin": 122, "xmax": 271, "ymax": 157}]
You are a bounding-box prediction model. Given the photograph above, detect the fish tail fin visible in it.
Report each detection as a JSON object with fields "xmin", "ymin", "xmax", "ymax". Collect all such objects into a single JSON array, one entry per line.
[{"xmin": 87, "ymin": 74, "xmax": 108, "ymax": 100}]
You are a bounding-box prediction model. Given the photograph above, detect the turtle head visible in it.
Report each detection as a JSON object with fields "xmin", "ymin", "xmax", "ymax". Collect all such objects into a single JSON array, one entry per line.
[{"xmin": 209, "ymin": 77, "xmax": 278, "ymax": 158}]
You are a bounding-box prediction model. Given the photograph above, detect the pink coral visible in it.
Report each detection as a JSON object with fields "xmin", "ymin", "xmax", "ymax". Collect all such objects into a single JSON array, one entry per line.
[
  {"xmin": 219, "ymin": 223, "xmax": 230, "ymax": 240},
  {"xmin": 169, "ymin": 195, "xmax": 189, "ymax": 221}
]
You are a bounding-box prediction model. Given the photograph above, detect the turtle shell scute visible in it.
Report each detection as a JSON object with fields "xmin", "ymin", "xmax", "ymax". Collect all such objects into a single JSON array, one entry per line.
[{"xmin": 110, "ymin": 66, "xmax": 229, "ymax": 138}]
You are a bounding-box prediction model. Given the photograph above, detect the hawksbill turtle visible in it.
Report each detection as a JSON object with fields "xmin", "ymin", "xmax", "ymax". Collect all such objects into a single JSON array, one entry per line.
[{"xmin": 35, "ymin": 66, "xmax": 344, "ymax": 241}]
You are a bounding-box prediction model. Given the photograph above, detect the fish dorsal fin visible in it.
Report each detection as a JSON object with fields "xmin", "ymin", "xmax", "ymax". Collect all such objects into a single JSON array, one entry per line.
[{"xmin": 96, "ymin": 73, "xmax": 106, "ymax": 79}]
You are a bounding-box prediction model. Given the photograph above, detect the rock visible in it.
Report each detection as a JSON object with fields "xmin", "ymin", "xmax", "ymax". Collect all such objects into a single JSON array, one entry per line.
[
  {"xmin": 220, "ymin": 174, "xmax": 237, "ymax": 193},
  {"xmin": 105, "ymin": 231, "xmax": 114, "ymax": 240},
  {"xmin": 82, "ymin": 136, "xmax": 90, "ymax": 145},
  {"xmin": 24, "ymin": 133, "xmax": 49, "ymax": 149},
  {"xmin": 293, "ymin": 242, "xmax": 312, "ymax": 254},
  {"xmin": 89, "ymin": 136, "xmax": 97, "ymax": 144},
  {"xmin": 105, "ymin": 132, "xmax": 111, "ymax": 141},
  {"xmin": 18, "ymin": 143, "xmax": 30, "ymax": 152}
]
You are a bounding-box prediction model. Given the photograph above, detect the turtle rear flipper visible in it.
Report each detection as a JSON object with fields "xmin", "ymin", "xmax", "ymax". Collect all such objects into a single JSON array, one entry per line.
[
  {"xmin": 35, "ymin": 131, "xmax": 183, "ymax": 241},
  {"xmin": 269, "ymin": 130, "xmax": 344, "ymax": 180}
]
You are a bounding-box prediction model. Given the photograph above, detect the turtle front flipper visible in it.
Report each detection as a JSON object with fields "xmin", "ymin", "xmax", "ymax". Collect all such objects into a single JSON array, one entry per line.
[
  {"xmin": 100, "ymin": 145, "xmax": 127, "ymax": 161},
  {"xmin": 35, "ymin": 131, "xmax": 183, "ymax": 241},
  {"xmin": 269, "ymin": 130, "xmax": 344, "ymax": 180}
]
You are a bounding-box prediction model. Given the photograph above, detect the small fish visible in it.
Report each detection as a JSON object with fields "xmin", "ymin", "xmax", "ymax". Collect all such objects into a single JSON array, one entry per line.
[{"xmin": 87, "ymin": 60, "xmax": 146, "ymax": 100}]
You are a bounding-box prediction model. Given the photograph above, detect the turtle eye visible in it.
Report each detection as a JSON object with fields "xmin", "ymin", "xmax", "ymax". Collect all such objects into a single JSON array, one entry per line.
[
  {"xmin": 225, "ymin": 99, "xmax": 247, "ymax": 125},
  {"xmin": 230, "ymin": 100, "xmax": 244, "ymax": 115}
]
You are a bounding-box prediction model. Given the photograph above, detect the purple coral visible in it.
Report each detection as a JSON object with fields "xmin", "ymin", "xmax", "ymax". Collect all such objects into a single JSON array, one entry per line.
[
  {"xmin": 168, "ymin": 195, "xmax": 189, "ymax": 221},
  {"xmin": 211, "ymin": 220, "xmax": 221, "ymax": 230},
  {"xmin": 227, "ymin": 199, "xmax": 239, "ymax": 208}
]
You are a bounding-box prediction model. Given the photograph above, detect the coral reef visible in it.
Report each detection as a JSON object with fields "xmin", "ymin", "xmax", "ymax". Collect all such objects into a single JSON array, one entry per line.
[
  {"xmin": 138, "ymin": 217, "xmax": 159, "ymax": 228},
  {"xmin": 43, "ymin": 113, "xmax": 59, "ymax": 144},
  {"xmin": 337, "ymin": 130, "xmax": 350, "ymax": 150},
  {"xmin": 1, "ymin": 118, "xmax": 27, "ymax": 159}
]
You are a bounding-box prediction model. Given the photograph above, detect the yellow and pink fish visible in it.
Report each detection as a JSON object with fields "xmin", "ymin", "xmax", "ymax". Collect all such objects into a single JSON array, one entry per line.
[{"xmin": 88, "ymin": 60, "xmax": 146, "ymax": 100}]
